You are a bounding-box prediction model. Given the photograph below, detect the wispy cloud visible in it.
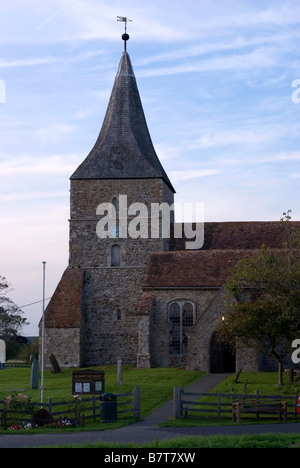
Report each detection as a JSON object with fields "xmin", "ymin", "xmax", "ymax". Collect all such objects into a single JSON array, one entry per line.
[
  {"xmin": 170, "ymin": 168, "xmax": 224, "ymax": 182},
  {"xmin": 0, "ymin": 56, "xmax": 60, "ymax": 68},
  {"xmin": 188, "ymin": 122, "xmax": 300, "ymax": 150},
  {"xmin": 139, "ymin": 47, "xmax": 279, "ymax": 78},
  {"xmin": 34, "ymin": 123, "xmax": 76, "ymax": 144},
  {"xmin": 0, "ymin": 155, "xmax": 79, "ymax": 176},
  {"xmin": 138, "ymin": 31, "xmax": 300, "ymax": 67},
  {"xmin": 0, "ymin": 191, "xmax": 68, "ymax": 202},
  {"xmin": 0, "ymin": 50, "xmax": 104, "ymax": 69}
]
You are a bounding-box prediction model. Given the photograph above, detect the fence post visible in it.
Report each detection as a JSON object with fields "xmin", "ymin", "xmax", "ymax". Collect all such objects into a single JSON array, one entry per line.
[
  {"xmin": 48, "ymin": 398, "xmax": 52, "ymax": 416},
  {"xmin": 2, "ymin": 412, "xmax": 7, "ymax": 430},
  {"xmin": 173, "ymin": 387, "xmax": 182, "ymax": 419},
  {"xmin": 217, "ymin": 392, "xmax": 221, "ymax": 419},
  {"xmin": 294, "ymin": 393, "xmax": 298, "ymax": 419},
  {"xmin": 92, "ymin": 396, "xmax": 96, "ymax": 422},
  {"xmin": 133, "ymin": 387, "xmax": 140, "ymax": 420}
]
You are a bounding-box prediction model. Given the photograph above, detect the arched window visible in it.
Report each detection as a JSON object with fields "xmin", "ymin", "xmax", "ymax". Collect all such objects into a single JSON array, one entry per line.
[
  {"xmin": 111, "ymin": 197, "xmax": 119, "ymax": 238},
  {"xmin": 182, "ymin": 302, "xmax": 194, "ymax": 354},
  {"xmin": 111, "ymin": 245, "xmax": 120, "ymax": 267},
  {"xmin": 168, "ymin": 301, "xmax": 196, "ymax": 356},
  {"xmin": 169, "ymin": 302, "xmax": 181, "ymax": 355}
]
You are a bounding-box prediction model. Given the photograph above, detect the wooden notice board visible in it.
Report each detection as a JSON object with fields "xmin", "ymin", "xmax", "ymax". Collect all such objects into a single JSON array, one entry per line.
[{"xmin": 72, "ymin": 370, "xmax": 105, "ymax": 395}]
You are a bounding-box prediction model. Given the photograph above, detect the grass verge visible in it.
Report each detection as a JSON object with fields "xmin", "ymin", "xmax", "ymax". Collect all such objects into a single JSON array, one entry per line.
[{"xmin": 43, "ymin": 433, "xmax": 300, "ymax": 448}]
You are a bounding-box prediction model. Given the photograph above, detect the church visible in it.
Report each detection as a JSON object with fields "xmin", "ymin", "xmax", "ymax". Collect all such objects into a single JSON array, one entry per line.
[{"xmin": 40, "ymin": 34, "xmax": 299, "ymax": 373}]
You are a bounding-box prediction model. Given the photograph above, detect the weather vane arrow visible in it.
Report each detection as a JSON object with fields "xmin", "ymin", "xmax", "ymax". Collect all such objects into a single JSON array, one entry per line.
[{"xmin": 117, "ymin": 16, "xmax": 132, "ymax": 23}]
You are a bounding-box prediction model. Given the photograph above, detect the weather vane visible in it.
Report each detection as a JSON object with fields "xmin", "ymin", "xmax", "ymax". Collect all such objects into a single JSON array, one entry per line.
[{"xmin": 117, "ymin": 16, "xmax": 132, "ymax": 51}]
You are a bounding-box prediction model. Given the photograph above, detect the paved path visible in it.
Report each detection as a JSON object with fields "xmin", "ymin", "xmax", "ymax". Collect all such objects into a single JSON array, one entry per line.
[
  {"xmin": 144, "ymin": 372, "xmax": 232, "ymax": 424},
  {"xmin": 0, "ymin": 373, "xmax": 299, "ymax": 448}
]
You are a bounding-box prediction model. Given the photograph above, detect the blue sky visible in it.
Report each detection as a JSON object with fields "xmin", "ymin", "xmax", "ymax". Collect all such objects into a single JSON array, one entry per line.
[{"xmin": 0, "ymin": 0, "xmax": 299, "ymax": 336}]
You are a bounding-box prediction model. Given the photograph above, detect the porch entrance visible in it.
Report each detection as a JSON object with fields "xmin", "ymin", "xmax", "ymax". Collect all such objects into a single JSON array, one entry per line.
[{"xmin": 210, "ymin": 332, "xmax": 236, "ymax": 373}]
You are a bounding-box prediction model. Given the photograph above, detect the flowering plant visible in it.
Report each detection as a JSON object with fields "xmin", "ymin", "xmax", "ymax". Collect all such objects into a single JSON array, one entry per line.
[
  {"xmin": 8, "ymin": 422, "xmax": 32, "ymax": 431},
  {"xmin": 8, "ymin": 425, "xmax": 20, "ymax": 431},
  {"xmin": 66, "ymin": 395, "xmax": 84, "ymax": 426},
  {"xmin": 5, "ymin": 392, "xmax": 34, "ymax": 427}
]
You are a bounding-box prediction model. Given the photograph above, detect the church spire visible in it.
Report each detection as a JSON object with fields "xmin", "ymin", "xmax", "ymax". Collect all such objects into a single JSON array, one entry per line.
[{"xmin": 71, "ymin": 33, "xmax": 175, "ymax": 193}]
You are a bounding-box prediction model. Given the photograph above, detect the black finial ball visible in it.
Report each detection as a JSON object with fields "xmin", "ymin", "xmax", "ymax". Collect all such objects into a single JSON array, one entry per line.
[{"xmin": 122, "ymin": 33, "xmax": 130, "ymax": 42}]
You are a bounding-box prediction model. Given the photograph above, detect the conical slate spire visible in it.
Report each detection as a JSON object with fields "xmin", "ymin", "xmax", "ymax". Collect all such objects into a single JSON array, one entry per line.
[{"xmin": 71, "ymin": 51, "xmax": 175, "ymax": 193}]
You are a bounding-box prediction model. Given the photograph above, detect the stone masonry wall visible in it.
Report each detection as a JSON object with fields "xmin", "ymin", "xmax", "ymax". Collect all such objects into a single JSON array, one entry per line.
[
  {"xmin": 69, "ymin": 178, "xmax": 174, "ymax": 268},
  {"xmin": 148, "ymin": 288, "xmax": 219, "ymax": 368},
  {"xmin": 69, "ymin": 177, "xmax": 174, "ymax": 366},
  {"xmin": 80, "ymin": 267, "xmax": 146, "ymax": 366},
  {"xmin": 186, "ymin": 288, "xmax": 259, "ymax": 372},
  {"xmin": 40, "ymin": 326, "xmax": 81, "ymax": 370}
]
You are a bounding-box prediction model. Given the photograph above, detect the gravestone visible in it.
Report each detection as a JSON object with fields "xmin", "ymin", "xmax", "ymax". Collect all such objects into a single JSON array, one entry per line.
[
  {"xmin": 30, "ymin": 358, "xmax": 39, "ymax": 389},
  {"xmin": 0, "ymin": 340, "xmax": 6, "ymax": 370},
  {"xmin": 49, "ymin": 353, "xmax": 61, "ymax": 374}
]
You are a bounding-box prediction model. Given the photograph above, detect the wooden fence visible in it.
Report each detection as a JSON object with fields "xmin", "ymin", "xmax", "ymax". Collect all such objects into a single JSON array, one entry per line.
[
  {"xmin": 0, "ymin": 387, "xmax": 140, "ymax": 429},
  {"xmin": 173, "ymin": 387, "xmax": 299, "ymax": 421},
  {"xmin": 116, "ymin": 386, "xmax": 140, "ymax": 419}
]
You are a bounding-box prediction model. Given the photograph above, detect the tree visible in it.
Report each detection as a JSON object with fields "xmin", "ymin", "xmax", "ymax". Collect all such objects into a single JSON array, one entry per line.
[
  {"xmin": 0, "ymin": 276, "xmax": 28, "ymax": 342},
  {"xmin": 219, "ymin": 212, "xmax": 300, "ymax": 386}
]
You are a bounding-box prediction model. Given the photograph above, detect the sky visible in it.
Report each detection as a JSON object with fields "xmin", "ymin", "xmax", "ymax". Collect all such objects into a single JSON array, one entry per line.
[{"xmin": 0, "ymin": 0, "xmax": 299, "ymax": 337}]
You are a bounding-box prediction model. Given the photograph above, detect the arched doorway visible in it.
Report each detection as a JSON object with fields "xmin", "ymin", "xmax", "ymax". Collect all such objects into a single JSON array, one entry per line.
[{"xmin": 210, "ymin": 332, "xmax": 236, "ymax": 373}]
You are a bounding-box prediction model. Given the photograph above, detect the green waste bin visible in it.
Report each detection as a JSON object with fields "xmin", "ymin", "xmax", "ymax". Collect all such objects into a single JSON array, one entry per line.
[{"xmin": 100, "ymin": 393, "xmax": 117, "ymax": 422}]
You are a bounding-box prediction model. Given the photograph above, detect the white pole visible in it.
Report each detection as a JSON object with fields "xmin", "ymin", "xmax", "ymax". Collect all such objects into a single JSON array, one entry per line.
[{"xmin": 41, "ymin": 261, "xmax": 46, "ymax": 408}]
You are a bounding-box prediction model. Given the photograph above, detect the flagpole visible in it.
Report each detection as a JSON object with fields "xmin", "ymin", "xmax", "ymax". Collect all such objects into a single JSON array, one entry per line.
[{"xmin": 41, "ymin": 261, "xmax": 46, "ymax": 408}]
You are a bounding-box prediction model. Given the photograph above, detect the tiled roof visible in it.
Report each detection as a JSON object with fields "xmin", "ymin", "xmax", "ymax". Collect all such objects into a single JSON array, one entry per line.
[
  {"xmin": 169, "ymin": 221, "xmax": 300, "ymax": 250},
  {"xmin": 44, "ymin": 268, "xmax": 83, "ymax": 328},
  {"xmin": 145, "ymin": 249, "xmax": 259, "ymax": 289},
  {"xmin": 71, "ymin": 52, "xmax": 175, "ymax": 192}
]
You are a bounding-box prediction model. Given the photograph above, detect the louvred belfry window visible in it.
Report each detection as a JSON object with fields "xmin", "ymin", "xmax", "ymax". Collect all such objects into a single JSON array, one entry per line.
[{"xmin": 168, "ymin": 301, "xmax": 196, "ymax": 356}]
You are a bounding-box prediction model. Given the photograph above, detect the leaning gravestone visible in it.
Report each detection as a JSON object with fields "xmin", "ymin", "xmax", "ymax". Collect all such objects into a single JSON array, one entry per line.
[
  {"xmin": 49, "ymin": 353, "xmax": 61, "ymax": 374},
  {"xmin": 30, "ymin": 358, "xmax": 39, "ymax": 389},
  {"xmin": 0, "ymin": 340, "xmax": 6, "ymax": 370}
]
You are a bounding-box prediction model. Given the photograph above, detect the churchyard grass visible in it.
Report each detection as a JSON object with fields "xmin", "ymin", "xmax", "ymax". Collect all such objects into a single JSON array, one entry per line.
[
  {"xmin": 0, "ymin": 366, "xmax": 203, "ymax": 432},
  {"xmin": 2, "ymin": 368, "xmax": 298, "ymax": 433},
  {"xmin": 163, "ymin": 371, "xmax": 300, "ymax": 427}
]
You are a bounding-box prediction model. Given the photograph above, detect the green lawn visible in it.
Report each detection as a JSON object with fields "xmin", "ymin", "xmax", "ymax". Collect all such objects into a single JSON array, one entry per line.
[
  {"xmin": 44, "ymin": 433, "xmax": 300, "ymax": 448},
  {"xmin": 0, "ymin": 365, "xmax": 204, "ymax": 431},
  {"xmin": 2, "ymin": 368, "xmax": 300, "ymax": 447},
  {"xmin": 163, "ymin": 371, "xmax": 300, "ymax": 427},
  {"xmin": 214, "ymin": 371, "xmax": 300, "ymax": 396}
]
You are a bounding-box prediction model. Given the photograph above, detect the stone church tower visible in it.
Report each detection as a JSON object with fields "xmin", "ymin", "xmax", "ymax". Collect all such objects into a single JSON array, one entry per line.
[
  {"xmin": 41, "ymin": 35, "xmax": 300, "ymax": 373},
  {"xmin": 41, "ymin": 35, "xmax": 175, "ymax": 369}
]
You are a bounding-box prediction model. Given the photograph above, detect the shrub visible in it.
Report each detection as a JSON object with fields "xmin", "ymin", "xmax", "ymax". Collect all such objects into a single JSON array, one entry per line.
[
  {"xmin": 5, "ymin": 392, "xmax": 34, "ymax": 427},
  {"xmin": 31, "ymin": 408, "xmax": 54, "ymax": 427}
]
